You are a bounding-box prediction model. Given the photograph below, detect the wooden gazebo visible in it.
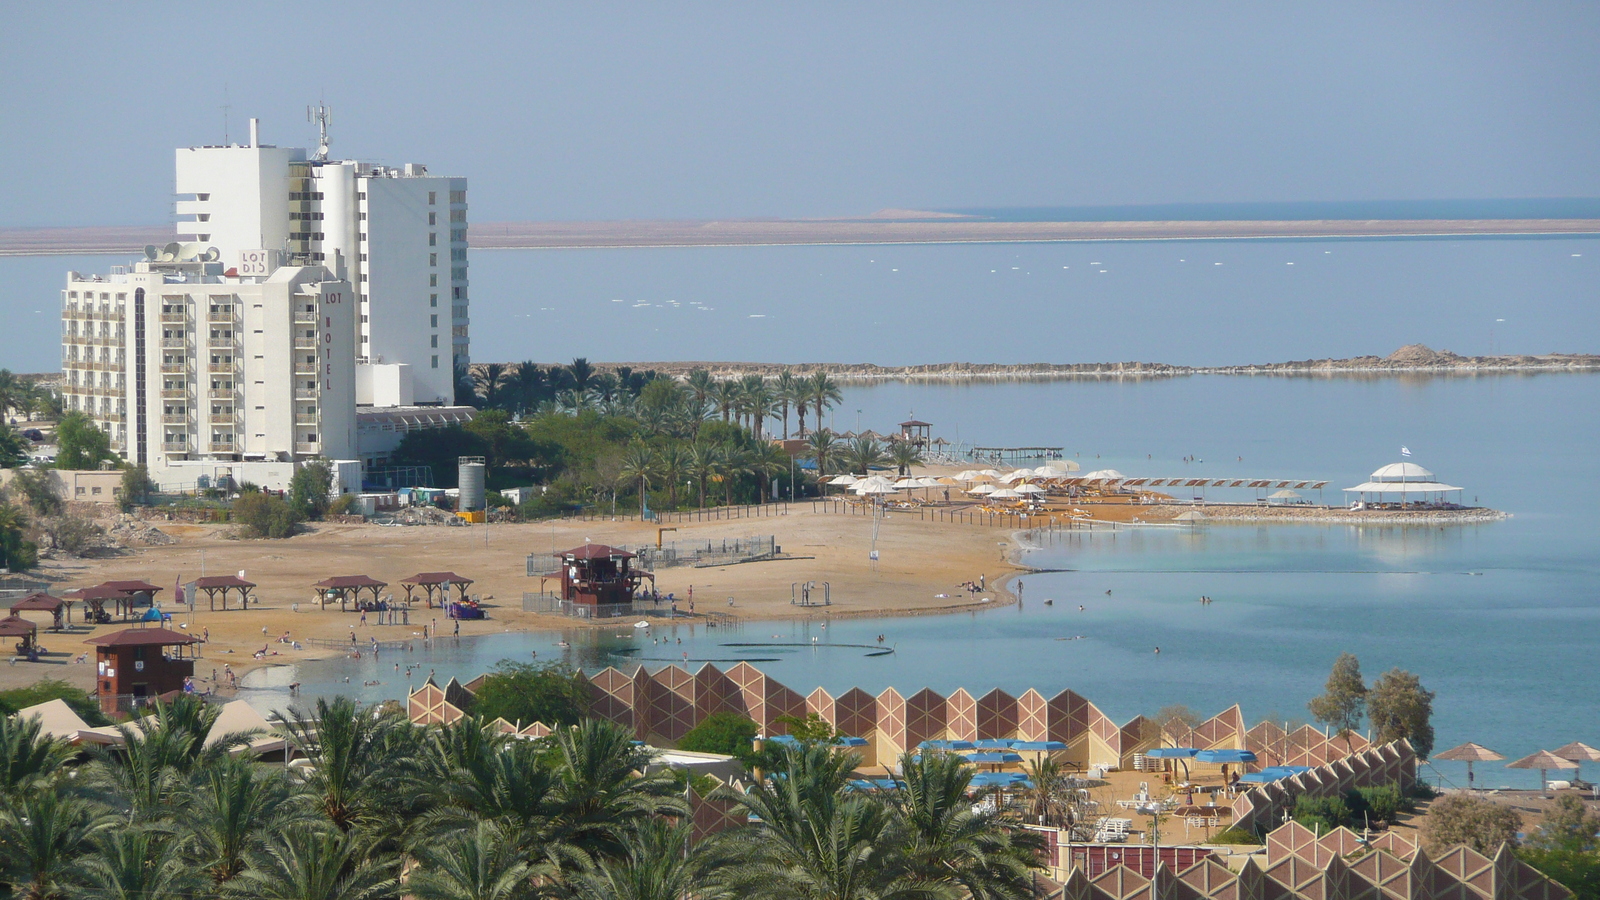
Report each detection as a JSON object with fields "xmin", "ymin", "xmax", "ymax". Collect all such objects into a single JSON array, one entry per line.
[
  {"xmin": 0, "ymin": 614, "xmax": 38, "ymax": 654},
  {"xmin": 66, "ymin": 584, "xmax": 135, "ymax": 624},
  {"xmin": 399, "ymin": 572, "xmax": 474, "ymax": 608},
  {"xmin": 10, "ymin": 592, "xmax": 68, "ymax": 630},
  {"xmin": 898, "ymin": 419, "xmax": 933, "ymax": 448},
  {"xmin": 193, "ymin": 575, "xmax": 257, "ymax": 611},
  {"xmin": 311, "ymin": 575, "xmax": 387, "ymax": 611}
]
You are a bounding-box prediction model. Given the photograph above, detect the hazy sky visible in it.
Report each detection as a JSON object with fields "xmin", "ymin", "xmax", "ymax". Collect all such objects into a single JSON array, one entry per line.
[{"xmin": 4, "ymin": 2, "xmax": 1599, "ymax": 227}]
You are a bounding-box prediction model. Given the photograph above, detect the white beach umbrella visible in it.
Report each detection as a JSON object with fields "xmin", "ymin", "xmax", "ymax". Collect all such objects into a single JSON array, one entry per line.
[
  {"xmin": 828, "ymin": 474, "xmax": 860, "ymax": 486},
  {"xmin": 1000, "ymin": 468, "xmax": 1033, "ymax": 483},
  {"xmin": 1268, "ymin": 489, "xmax": 1301, "ymax": 499},
  {"xmin": 953, "ymin": 470, "xmax": 982, "ymax": 482},
  {"xmin": 915, "ymin": 477, "xmax": 944, "ymax": 488},
  {"xmin": 855, "ymin": 482, "xmax": 900, "ymax": 495},
  {"xmin": 967, "ymin": 483, "xmax": 999, "ymax": 495},
  {"xmin": 1013, "ymin": 483, "xmax": 1047, "ymax": 494},
  {"xmin": 988, "ymin": 488, "xmax": 1023, "ymax": 500},
  {"xmin": 977, "ymin": 469, "xmax": 1002, "ymax": 478},
  {"xmin": 1081, "ymin": 469, "xmax": 1126, "ymax": 482},
  {"xmin": 894, "ymin": 478, "xmax": 919, "ymax": 489},
  {"xmin": 1045, "ymin": 459, "xmax": 1082, "ymax": 473}
]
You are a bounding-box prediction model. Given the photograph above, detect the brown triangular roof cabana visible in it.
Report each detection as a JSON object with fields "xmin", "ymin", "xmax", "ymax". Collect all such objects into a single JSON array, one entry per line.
[
  {"xmin": 9, "ymin": 593, "xmax": 68, "ymax": 630},
  {"xmin": 67, "ymin": 581, "xmax": 160, "ymax": 621},
  {"xmin": 398, "ymin": 572, "xmax": 474, "ymax": 608},
  {"xmin": 311, "ymin": 575, "xmax": 387, "ymax": 611},
  {"xmin": 193, "ymin": 575, "xmax": 258, "ymax": 612},
  {"xmin": 557, "ymin": 543, "xmax": 635, "ymax": 560}
]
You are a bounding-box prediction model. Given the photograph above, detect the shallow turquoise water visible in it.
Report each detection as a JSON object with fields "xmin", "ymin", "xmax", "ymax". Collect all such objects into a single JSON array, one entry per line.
[{"xmin": 255, "ymin": 374, "xmax": 1600, "ymax": 790}]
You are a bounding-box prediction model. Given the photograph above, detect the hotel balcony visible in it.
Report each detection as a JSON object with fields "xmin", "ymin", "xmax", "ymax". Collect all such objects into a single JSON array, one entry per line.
[
  {"xmin": 209, "ymin": 414, "xmax": 236, "ymax": 425},
  {"xmin": 294, "ymin": 442, "xmax": 319, "ymax": 455},
  {"xmin": 161, "ymin": 338, "xmax": 187, "ymax": 349},
  {"xmin": 162, "ymin": 441, "xmax": 189, "ymax": 453},
  {"xmin": 160, "ymin": 363, "xmax": 187, "ymax": 374},
  {"xmin": 208, "ymin": 362, "xmax": 236, "ymax": 374},
  {"xmin": 208, "ymin": 310, "xmax": 236, "ymax": 323},
  {"xmin": 161, "ymin": 413, "xmax": 188, "ymax": 425},
  {"xmin": 160, "ymin": 388, "xmax": 189, "ymax": 400},
  {"xmin": 209, "ymin": 442, "xmax": 237, "ymax": 453},
  {"xmin": 293, "ymin": 337, "xmax": 317, "ymax": 350},
  {"xmin": 161, "ymin": 312, "xmax": 187, "ymax": 324},
  {"xmin": 292, "ymin": 311, "xmax": 318, "ymax": 324}
]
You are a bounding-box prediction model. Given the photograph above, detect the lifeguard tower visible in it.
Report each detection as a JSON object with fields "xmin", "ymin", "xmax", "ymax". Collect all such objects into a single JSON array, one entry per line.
[
  {"xmin": 898, "ymin": 418, "xmax": 933, "ymax": 448},
  {"xmin": 554, "ymin": 544, "xmax": 651, "ymax": 618}
]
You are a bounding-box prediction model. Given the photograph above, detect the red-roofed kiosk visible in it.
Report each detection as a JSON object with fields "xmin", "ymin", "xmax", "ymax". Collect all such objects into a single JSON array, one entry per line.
[{"xmin": 554, "ymin": 544, "xmax": 649, "ymax": 618}]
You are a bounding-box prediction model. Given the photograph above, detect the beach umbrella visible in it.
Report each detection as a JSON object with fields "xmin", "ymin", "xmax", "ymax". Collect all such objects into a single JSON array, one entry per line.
[
  {"xmin": 1435, "ymin": 742, "xmax": 1505, "ymax": 789},
  {"xmin": 973, "ymin": 738, "xmax": 1018, "ymax": 750},
  {"xmin": 1196, "ymin": 748, "xmax": 1257, "ymax": 764},
  {"xmin": 1143, "ymin": 747, "xmax": 1199, "ymax": 758},
  {"xmin": 854, "ymin": 482, "xmax": 899, "ymax": 495},
  {"xmin": 963, "ymin": 750, "xmax": 1024, "ymax": 764},
  {"xmin": 1506, "ymin": 750, "xmax": 1578, "ymax": 794},
  {"xmin": 1000, "ymin": 469, "xmax": 1033, "ymax": 483},
  {"xmin": 977, "ymin": 469, "xmax": 1002, "ymax": 478},
  {"xmin": 1552, "ymin": 742, "xmax": 1600, "ymax": 782},
  {"xmin": 988, "ymin": 488, "xmax": 1023, "ymax": 500},
  {"xmin": 919, "ymin": 739, "xmax": 977, "ymax": 751},
  {"xmin": 1081, "ymin": 469, "xmax": 1126, "ymax": 482},
  {"xmin": 894, "ymin": 478, "xmax": 919, "ymax": 490},
  {"xmin": 827, "ymin": 474, "xmax": 860, "ymax": 486},
  {"xmin": 915, "ymin": 477, "xmax": 944, "ymax": 488},
  {"xmin": 967, "ymin": 483, "xmax": 999, "ymax": 495},
  {"xmin": 1011, "ymin": 740, "xmax": 1068, "ymax": 752},
  {"xmin": 1013, "ymin": 484, "xmax": 1047, "ymax": 494},
  {"xmin": 1045, "ymin": 459, "xmax": 1082, "ymax": 473},
  {"xmin": 953, "ymin": 470, "xmax": 982, "ymax": 483}
]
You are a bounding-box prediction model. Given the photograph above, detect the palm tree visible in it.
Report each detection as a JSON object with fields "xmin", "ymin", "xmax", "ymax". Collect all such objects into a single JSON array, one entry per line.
[
  {"xmin": 278, "ymin": 697, "xmax": 424, "ymax": 838},
  {"xmin": 223, "ymin": 825, "xmax": 397, "ymax": 900},
  {"xmin": 0, "ymin": 714, "xmax": 74, "ymax": 799},
  {"xmin": 419, "ymin": 725, "xmax": 558, "ymax": 851},
  {"xmin": 655, "ymin": 444, "xmax": 687, "ymax": 508},
  {"xmin": 719, "ymin": 743, "xmax": 910, "ymax": 900},
  {"xmin": 554, "ymin": 389, "xmax": 588, "ymax": 413},
  {"xmin": 805, "ymin": 429, "xmax": 840, "ymax": 492},
  {"xmin": 406, "ymin": 820, "xmax": 543, "ymax": 900},
  {"xmin": 1021, "ymin": 756, "xmax": 1078, "ymax": 830},
  {"xmin": 616, "ymin": 443, "xmax": 657, "ymax": 519},
  {"xmin": 77, "ymin": 827, "xmax": 199, "ymax": 900},
  {"xmin": 592, "ymin": 373, "xmax": 621, "ymax": 404},
  {"xmin": 182, "ymin": 754, "xmax": 310, "ymax": 887},
  {"xmin": 750, "ymin": 442, "xmax": 791, "ymax": 504},
  {"xmin": 887, "ymin": 752, "xmax": 1041, "ymax": 899},
  {"xmin": 774, "ymin": 369, "xmax": 800, "ymax": 439},
  {"xmin": 841, "ymin": 436, "xmax": 887, "ymax": 478},
  {"xmin": 684, "ymin": 369, "xmax": 714, "ymax": 412},
  {"xmin": 547, "ymin": 720, "xmax": 685, "ymax": 864},
  {"xmin": 716, "ymin": 443, "xmax": 753, "ymax": 507},
  {"xmin": 0, "ymin": 789, "xmax": 110, "ymax": 900},
  {"xmin": 505, "ymin": 362, "xmax": 548, "ymax": 414},
  {"xmin": 566, "ymin": 819, "xmax": 730, "ymax": 900},
  {"xmin": 473, "ymin": 364, "xmax": 508, "ymax": 410},
  {"xmin": 567, "ymin": 358, "xmax": 596, "ymax": 393},
  {"xmin": 711, "ymin": 380, "xmax": 740, "ymax": 424},
  {"xmin": 806, "ymin": 372, "xmax": 843, "ymax": 435},
  {"xmin": 889, "ymin": 441, "xmax": 923, "ymax": 478},
  {"xmin": 686, "ymin": 442, "xmax": 718, "ymax": 509}
]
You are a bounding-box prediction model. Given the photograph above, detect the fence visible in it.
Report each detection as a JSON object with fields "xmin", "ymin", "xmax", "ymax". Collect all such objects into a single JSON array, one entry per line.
[
  {"xmin": 634, "ymin": 536, "xmax": 777, "ymax": 569},
  {"xmin": 809, "ymin": 500, "xmax": 1118, "ymax": 532},
  {"xmin": 522, "ymin": 592, "xmax": 635, "ymax": 619},
  {"xmin": 655, "ymin": 502, "xmax": 792, "ymax": 523}
]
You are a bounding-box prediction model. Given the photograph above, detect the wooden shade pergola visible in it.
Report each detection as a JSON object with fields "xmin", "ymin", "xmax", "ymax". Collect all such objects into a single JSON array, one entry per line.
[
  {"xmin": 311, "ymin": 575, "xmax": 387, "ymax": 611},
  {"xmin": 193, "ymin": 575, "xmax": 257, "ymax": 612},
  {"xmin": 399, "ymin": 572, "xmax": 474, "ymax": 608},
  {"xmin": 10, "ymin": 592, "xmax": 67, "ymax": 630},
  {"xmin": 66, "ymin": 584, "xmax": 141, "ymax": 623},
  {"xmin": 0, "ymin": 614, "xmax": 38, "ymax": 653}
]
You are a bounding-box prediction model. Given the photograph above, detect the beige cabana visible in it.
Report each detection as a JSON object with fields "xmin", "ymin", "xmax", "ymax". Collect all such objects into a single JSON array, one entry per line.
[
  {"xmin": 193, "ymin": 575, "xmax": 258, "ymax": 612},
  {"xmin": 1435, "ymin": 741, "xmax": 1504, "ymax": 790},
  {"xmin": 400, "ymin": 572, "xmax": 474, "ymax": 608},
  {"xmin": 1551, "ymin": 742, "xmax": 1600, "ymax": 783},
  {"xmin": 1506, "ymin": 750, "xmax": 1578, "ymax": 794}
]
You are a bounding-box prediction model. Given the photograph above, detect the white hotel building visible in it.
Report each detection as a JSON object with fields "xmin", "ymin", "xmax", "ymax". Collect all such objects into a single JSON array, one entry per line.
[{"xmin": 60, "ymin": 122, "xmax": 474, "ymax": 490}]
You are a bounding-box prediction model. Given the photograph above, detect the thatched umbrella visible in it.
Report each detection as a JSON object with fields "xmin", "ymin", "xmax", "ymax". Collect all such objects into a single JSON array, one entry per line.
[
  {"xmin": 1506, "ymin": 750, "xmax": 1578, "ymax": 795},
  {"xmin": 1551, "ymin": 742, "xmax": 1600, "ymax": 783},
  {"xmin": 1435, "ymin": 742, "xmax": 1505, "ymax": 790}
]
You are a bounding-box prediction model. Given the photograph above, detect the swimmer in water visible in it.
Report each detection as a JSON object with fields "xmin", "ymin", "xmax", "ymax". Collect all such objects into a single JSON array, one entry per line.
[{"xmin": 1154, "ymin": 647, "xmax": 1161, "ymax": 654}]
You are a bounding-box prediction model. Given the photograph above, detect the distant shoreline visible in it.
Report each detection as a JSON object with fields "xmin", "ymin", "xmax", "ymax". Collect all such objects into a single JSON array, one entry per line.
[{"xmin": 490, "ymin": 346, "xmax": 1600, "ymax": 383}]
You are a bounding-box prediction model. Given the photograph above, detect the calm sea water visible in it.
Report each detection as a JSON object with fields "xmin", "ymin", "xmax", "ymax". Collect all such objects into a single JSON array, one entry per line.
[{"xmin": 258, "ymin": 374, "xmax": 1600, "ymax": 790}]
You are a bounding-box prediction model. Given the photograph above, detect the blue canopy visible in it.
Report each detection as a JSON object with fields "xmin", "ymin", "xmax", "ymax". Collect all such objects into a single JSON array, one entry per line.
[
  {"xmin": 1143, "ymin": 747, "xmax": 1199, "ymax": 758},
  {"xmin": 973, "ymin": 739, "xmax": 1018, "ymax": 750},
  {"xmin": 1236, "ymin": 772, "xmax": 1274, "ymax": 783},
  {"xmin": 765, "ymin": 735, "xmax": 801, "ymax": 747},
  {"xmin": 1196, "ymin": 749, "xmax": 1257, "ymax": 764},
  {"xmin": 140, "ymin": 608, "xmax": 165, "ymax": 622},
  {"xmin": 1238, "ymin": 765, "xmax": 1313, "ymax": 783},
  {"xmin": 964, "ymin": 750, "xmax": 1024, "ymax": 764},
  {"xmin": 970, "ymin": 772, "xmax": 1034, "ymax": 788},
  {"xmin": 848, "ymin": 778, "xmax": 902, "ymax": 791},
  {"xmin": 919, "ymin": 739, "xmax": 977, "ymax": 751},
  {"xmin": 834, "ymin": 736, "xmax": 869, "ymax": 747},
  {"xmin": 1012, "ymin": 740, "xmax": 1068, "ymax": 752}
]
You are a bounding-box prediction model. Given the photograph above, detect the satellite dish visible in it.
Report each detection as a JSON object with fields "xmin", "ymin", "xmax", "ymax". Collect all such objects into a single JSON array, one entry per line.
[
  {"xmin": 143, "ymin": 245, "xmax": 159, "ymax": 260},
  {"xmin": 180, "ymin": 242, "xmax": 203, "ymax": 261},
  {"xmin": 163, "ymin": 242, "xmax": 182, "ymax": 258},
  {"xmin": 203, "ymin": 247, "xmax": 220, "ymax": 262}
]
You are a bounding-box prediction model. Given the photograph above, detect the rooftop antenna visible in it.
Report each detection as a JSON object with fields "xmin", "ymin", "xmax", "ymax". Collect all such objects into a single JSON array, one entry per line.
[
  {"xmin": 307, "ymin": 104, "xmax": 333, "ymax": 160},
  {"xmin": 221, "ymin": 85, "xmax": 232, "ymax": 145}
]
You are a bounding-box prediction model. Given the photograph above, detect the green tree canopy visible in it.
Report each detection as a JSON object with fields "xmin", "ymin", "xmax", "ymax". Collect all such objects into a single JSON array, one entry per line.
[
  {"xmin": 55, "ymin": 411, "xmax": 115, "ymax": 470},
  {"xmin": 232, "ymin": 492, "xmax": 303, "ymax": 538},
  {"xmin": 1424, "ymin": 794, "xmax": 1523, "ymax": 855},
  {"xmin": 469, "ymin": 661, "xmax": 590, "ymax": 728},
  {"xmin": 1308, "ymin": 652, "xmax": 1367, "ymax": 748},
  {"xmin": 1367, "ymin": 667, "xmax": 1436, "ymax": 757},
  {"xmin": 677, "ymin": 712, "xmax": 759, "ymax": 759},
  {"xmin": 289, "ymin": 460, "xmax": 336, "ymax": 520}
]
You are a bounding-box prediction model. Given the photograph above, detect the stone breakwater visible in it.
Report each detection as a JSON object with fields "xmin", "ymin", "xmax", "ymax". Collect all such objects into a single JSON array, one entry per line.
[
  {"xmin": 521, "ymin": 346, "xmax": 1599, "ymax": 383},
  {"xmin": 1150, "ymin": 504, "xmax": 1509, "ymax": 525}
]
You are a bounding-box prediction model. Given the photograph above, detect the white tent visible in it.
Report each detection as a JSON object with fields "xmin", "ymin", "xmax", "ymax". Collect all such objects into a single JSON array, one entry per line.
[{"xmin": 1343, "ymin": 462, "xmax": 1462, "ymax": 500}]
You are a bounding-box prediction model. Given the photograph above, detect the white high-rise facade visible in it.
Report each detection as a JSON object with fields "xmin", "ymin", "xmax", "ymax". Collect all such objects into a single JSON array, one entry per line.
[
  {"xmin": 60, "ymin": 255, "xmax": 357, "ymax": 487},
  {"xmin": 172, "ymin": 121, "xmax": 468, "ymax": 404}
]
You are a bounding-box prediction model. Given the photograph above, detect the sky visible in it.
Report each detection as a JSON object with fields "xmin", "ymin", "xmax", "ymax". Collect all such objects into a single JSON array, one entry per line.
[{"xmin": 3, "ymin": 2, "xmax": 1600, "ymax": 227}]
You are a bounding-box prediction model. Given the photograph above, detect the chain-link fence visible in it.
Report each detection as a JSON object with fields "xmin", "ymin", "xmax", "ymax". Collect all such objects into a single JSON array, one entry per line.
[{"xmin": 632, "ymin": 535, "xmax": 777, "ymax": 570}]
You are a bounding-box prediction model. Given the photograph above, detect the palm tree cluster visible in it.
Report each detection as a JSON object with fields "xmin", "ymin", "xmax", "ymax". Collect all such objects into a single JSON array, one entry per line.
[
  {"xmin": 465, "ymin": 359, "xmax": 668, "ymax": 417},
  {"xmin": 0, "ymin": 694, "xmax": 1042, "ymax": 900},
  {"xmin": 0, "ymin": 370, "xmax": 62, "ymax": 425}
]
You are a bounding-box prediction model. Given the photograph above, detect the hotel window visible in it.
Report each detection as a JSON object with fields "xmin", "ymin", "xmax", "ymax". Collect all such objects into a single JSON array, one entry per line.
[
  {"xmin": 429, "ymin": 274, "xmax": 437, "ymax": 287},
  {"xmin": 428, "ymin": 191, "xmax": 436, "ymax": 205},
  {"xmin": 431, "ymin": 355, "xmax": 439, "ymax": 369},
  {"xmin": 429, "ymin": 253, "xmax": 437, "ymax": 266},
  {"xmin": 431, "ymin": 335, "xmax": 438, "ymax": 348},
  {"xmin": 430, "ymin": 294, "xmax": 437, "ymax": 307},
  {"xmin": 428, "ymin": 212, "xmax": 437, "ymax": 225},
  {"xmin": 430, "ymin": 314, "xmax": 438, "ymax": 327},
  {"xmin": 429, "ymin": 233, "xmax": 437, "ymax": 246}
]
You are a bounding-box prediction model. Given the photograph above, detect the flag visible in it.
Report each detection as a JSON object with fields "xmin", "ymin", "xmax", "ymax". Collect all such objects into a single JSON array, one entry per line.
[
  {"xmin": 1400, "ymin": 446, "xmax": 1411, "ymax": 457},
  {"xmin": 174, "ymin": 575, "xmax": 185, "ymax": 606}
]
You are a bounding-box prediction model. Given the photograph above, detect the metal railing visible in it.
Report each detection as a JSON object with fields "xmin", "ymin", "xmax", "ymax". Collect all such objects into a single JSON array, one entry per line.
[
  {"xmin": 209, "ymin": 442, "xmax": 237, "ymax": 453},
  {"xmin": 162, "ymin": 441, "xmax": 190, "ymax": 452}
]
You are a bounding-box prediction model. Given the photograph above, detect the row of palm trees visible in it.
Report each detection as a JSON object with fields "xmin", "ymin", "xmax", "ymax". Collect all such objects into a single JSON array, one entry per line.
[
  {"xmin": 682, "ymin": 370, "xmax": 844, "ymax": 442},
  {"xmin": 616, "ymin": 434, "xmax": 794, "ymax": 512},
  {"xmin": 0, "ymin": 695, "xmax": 1042, "ymax": 900},
  {"xmin": 0, "ymin": 370, "xmax": 60, "ymax": 424}
]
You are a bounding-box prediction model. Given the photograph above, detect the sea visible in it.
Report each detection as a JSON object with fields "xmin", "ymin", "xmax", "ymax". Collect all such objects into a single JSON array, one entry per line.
[{"xmin": 3, "ymin": 229, "xmax": 1596, "ymax": 790}]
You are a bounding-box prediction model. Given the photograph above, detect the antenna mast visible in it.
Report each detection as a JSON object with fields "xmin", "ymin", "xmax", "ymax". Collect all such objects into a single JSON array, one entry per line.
[{"xmin": 307, "ymin": 105, "xmax": 333, "ymax": 160}]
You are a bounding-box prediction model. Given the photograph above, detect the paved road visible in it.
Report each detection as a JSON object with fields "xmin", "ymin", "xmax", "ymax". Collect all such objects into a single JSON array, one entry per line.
[{"xmin": 5, "ymin": 218, "xmax": 1598, "ymax": 256}]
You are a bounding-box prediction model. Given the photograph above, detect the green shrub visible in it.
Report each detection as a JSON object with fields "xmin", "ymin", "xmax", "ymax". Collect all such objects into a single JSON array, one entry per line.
[
  {"xmin": 1294, "ymin": 794, "xmax": 1353, "ymax": 832},
  {"xmin": 678, "ymin": 711, "xmax": 759, "ymax": 759},
  {"xmin": 0, "ymin": 678, "xmax": 110, "ymax": 725},
  {"xmin": 469, "ymin": 661, "xmax": 588, "ymax": 728},
  {"xmin": 231, "ymin": 491, "xmax": 303, "ymax": 538},
  {"xmin": 1211, "ymin": 827, "xmax": 1265, "ymax": 845},
  {"xmin": 1353, "ymin": 783, "xmax": 1405, "ymax": 826}
]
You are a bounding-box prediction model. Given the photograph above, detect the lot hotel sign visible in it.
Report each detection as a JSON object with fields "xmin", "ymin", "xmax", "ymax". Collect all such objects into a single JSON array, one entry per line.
[{"xmin": 237, "ymin": 250, "xmax": 343, "ymax": 393}]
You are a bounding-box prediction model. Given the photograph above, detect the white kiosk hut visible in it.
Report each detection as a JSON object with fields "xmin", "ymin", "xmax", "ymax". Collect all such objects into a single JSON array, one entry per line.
[{"xmin": 1343, "ymin": 462, "xmax": 1465, "ymax": 509}]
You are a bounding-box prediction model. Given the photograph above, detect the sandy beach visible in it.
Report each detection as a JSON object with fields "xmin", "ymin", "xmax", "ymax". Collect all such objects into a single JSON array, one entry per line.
[{"xmin": 3, "ymin": 485, "xmax": 1030, "ymax": 694}]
